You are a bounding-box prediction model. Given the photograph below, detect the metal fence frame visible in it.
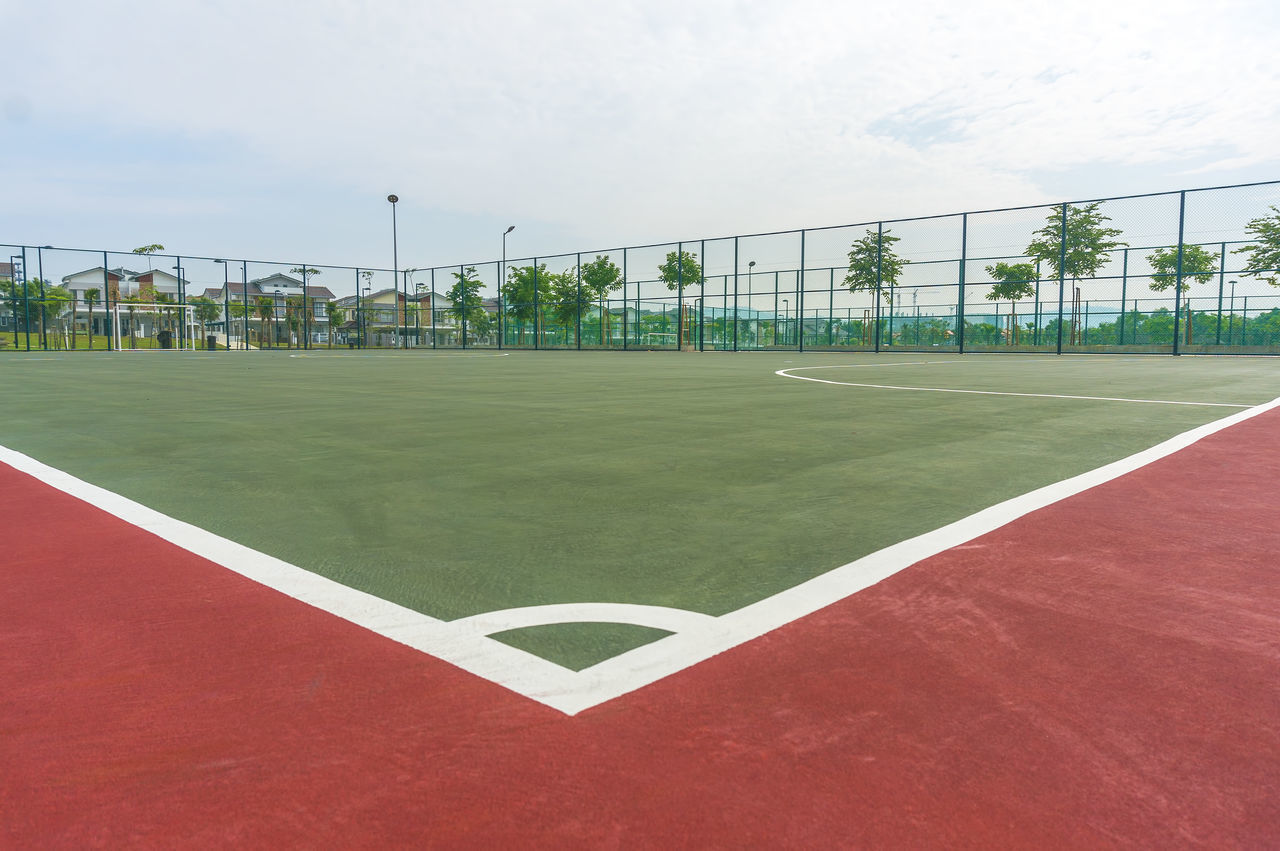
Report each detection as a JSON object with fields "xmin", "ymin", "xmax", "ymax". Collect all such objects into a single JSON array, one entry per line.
[{"xmin": 4, "ymin": 180, "xmax": 1279, "ymax": 355}]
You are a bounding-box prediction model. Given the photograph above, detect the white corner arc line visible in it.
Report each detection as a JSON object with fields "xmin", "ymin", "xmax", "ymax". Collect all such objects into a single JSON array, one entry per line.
[
  {"xmin": 442, "ymin": 603, "xmax": 715, "ymax": 638},
  {"xmin": 3, "ymin": 394, "xmax": 1278, "ymax": 716},
  {"xmin": 775, "ymin": 366, "xmax": 1254, "ymax": 408}
]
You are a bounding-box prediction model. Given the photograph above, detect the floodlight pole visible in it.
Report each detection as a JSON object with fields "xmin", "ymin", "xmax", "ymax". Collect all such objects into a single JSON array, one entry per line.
[{"xmin": 388, "ymin": 194, "xmax": 400, "ymax": 348}]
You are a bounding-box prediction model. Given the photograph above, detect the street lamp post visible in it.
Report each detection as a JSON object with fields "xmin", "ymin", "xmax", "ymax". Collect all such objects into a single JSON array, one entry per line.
[
  {"xmin": 387, "ymin": 194, "xmax": 400, "ymax": 347},
  {"xmin": 501, "ymin": 225, "xmax": 514, "ymax": 349}
]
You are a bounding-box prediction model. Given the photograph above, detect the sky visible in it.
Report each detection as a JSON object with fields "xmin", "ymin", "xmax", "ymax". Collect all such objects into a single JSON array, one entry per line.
[{"xmin": 3, "ymin": 0, "xmax": 1279, "ymax": 281}]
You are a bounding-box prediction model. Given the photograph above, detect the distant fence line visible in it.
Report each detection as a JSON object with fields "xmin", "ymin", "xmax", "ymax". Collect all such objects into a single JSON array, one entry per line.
[{"xmin": 3, "ymin": 179, "xmax": 1279, "ymax": 354}]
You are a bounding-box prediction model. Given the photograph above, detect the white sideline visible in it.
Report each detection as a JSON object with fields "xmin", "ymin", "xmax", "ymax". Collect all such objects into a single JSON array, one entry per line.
[{"xmin": 3, "ymin": 394, "xmax": 1277, "ymax": 716}]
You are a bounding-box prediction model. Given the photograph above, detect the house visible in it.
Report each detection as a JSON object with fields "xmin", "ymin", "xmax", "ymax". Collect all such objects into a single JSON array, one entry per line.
[
  {"xmin": 58, "ymin": 267, "xmax": 184, "ymax": 339},
  {"xmin": 201, "ymin": 273, "xmax": 336, "ymax": 347}
]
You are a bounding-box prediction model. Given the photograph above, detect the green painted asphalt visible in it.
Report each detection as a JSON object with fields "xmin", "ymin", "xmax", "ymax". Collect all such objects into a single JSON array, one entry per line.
[{"xmin": 2, "ymin": 350, "xmax": 1275, "ymax": 665}]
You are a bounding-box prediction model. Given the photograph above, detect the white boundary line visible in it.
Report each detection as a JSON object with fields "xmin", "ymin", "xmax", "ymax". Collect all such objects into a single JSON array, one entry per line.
[
  {"xmin": 776, "ymin": 365, "xmax": 1254, "ymax": 408},
  {"xmin": 3, "ymin": 395, "xmax": 1277, "ymax": 715}
]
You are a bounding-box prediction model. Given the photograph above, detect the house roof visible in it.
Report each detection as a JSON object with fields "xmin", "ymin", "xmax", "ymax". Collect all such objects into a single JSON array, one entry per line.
[
  {"xmin": 61, "ymin": 266, "xmax": 137, "ymax": 283},
  {"xmin": 209, "ymin": 281, "xmax": 336, "ymax": 301}
]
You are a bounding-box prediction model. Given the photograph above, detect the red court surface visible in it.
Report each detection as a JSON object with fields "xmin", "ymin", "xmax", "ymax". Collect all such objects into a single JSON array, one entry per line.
[{"xmin": 3, "ymin": 409, "xmax": 1279, "ymax": 848}]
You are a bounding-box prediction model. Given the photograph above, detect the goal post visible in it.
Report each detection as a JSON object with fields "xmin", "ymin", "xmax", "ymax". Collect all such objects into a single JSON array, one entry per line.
[{"xmin": 110, "ymin": 303, "xmax": 200, "ymax": 351}]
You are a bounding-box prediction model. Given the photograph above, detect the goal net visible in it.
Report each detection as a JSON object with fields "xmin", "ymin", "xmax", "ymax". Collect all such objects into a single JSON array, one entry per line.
[{"xmin": 110, "ymin": 303, "xmax": 201, "ymax": 351}]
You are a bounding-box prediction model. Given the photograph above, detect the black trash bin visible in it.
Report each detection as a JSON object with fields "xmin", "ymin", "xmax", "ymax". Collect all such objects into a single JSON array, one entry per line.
[
  {"xmin": 207, "ymin": 335, "xmax": 218, "ymax": 351},
  {"xmin": 157, "ymin": 329, "xmax": 173, "ymax": 349}
]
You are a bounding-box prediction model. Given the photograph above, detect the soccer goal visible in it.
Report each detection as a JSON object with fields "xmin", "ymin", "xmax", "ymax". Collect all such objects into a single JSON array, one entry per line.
[{"xmin": 110, "ymin": 303, "xmax": 201, "ymax": 351}]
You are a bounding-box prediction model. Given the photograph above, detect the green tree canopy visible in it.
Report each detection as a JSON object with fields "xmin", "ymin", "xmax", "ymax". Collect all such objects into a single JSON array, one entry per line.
[
  {"xmin": 190, "ymin": 296, "xmax": 221, "ymax": 325},
  {"xmin": 844, "ymin": 227, "xmax": 906, "ymax": 304},
  {"xmin": 580, "ymin": 255, "xmax": 623, "ymax": 302},
  {"xmin": 1026, "ymin": 202, "xmax": 1126, "ymax": 282},
  {"xmin": 544, "ymin": 267, "xmax": 590, "ymax": 329},
  {"xmin": 501, "ymin": 264, "xmax": 545, "ymax": 321},
  {"xmin": 447, "ymin": 267, "xmax": 487, "ymax": 325},
  {"xmin": 500, "ymin": 264, "xmax": 547, "ymax": 344},
  {"xmin": 984, "ymin": 261, "xmax": 1038, "ymax": 302},
  {"xmin": 657, "ymin": 251, "xmax": 702, "ymax": 292},
  {"xmin": 1234, "ymin": 206, "xmax": 1280, "ymax": 287},
  {"xmin": 1146, "ymin": 244, "xmax": 1217, "ymax": 293}
]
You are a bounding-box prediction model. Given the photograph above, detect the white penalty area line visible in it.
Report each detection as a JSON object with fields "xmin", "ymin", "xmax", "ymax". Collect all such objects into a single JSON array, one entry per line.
[
  {"xmin": 776, "ymin": 365, "xmax": 1254, "ymax": 408},
  {"xmin": 3, "ymin": 395, "xmax": 1278, "ymax": 715}
]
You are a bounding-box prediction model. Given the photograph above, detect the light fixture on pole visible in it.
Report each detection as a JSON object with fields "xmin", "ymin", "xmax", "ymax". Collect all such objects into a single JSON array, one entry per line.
[{"xmin": 387, "ymin": 193, "xmax": 400, "ymax": 347}]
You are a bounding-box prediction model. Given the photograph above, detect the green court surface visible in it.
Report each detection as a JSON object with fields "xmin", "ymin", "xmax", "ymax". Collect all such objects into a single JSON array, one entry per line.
[{"xmin": 2, "ymin": 351, "xmax": 1276, "ymax": 667}]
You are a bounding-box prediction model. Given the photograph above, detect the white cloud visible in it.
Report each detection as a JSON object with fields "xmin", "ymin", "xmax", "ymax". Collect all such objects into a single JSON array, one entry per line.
[{"xmin": 3, "ymin": 0, "xmax": 1278, "ymax": 263}]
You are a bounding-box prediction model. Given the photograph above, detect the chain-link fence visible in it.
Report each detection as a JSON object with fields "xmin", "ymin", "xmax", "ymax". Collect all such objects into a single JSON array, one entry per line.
[{"xmin": 4, "ymin": 181, "xmax": 1279, "ymax": 355}]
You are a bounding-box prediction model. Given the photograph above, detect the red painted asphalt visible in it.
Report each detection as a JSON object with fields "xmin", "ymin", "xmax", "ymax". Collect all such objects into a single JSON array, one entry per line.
[{"xmin": 4, "ymin": 409, "xmax": 1279, "ymax": 847}]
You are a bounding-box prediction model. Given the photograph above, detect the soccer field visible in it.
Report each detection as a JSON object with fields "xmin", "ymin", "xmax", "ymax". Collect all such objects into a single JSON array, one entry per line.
[{"xmin": 2, "ymin": 350, "xmax": 1276, "ymax": 674}]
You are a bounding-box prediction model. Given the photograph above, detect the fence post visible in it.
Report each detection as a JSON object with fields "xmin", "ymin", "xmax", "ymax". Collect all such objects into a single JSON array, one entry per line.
[
  {"xmin": 957, "ymin": 214, "xmax": 967, "ymax": 354},
  {"xmin": 874, "ymin": 223, "xmax": 882, "ymax": 353},
  {"xmin": 533, "ymin": 258, "xmax": 540, "ymax": 350},
  {"xmin": 22, "ymin": 247, "xmax": 31, "ymax": 351},
  {"xmin": 676, "ymin": 243, "xmax": 683, "ymax": 350},
  {"xmin": 576, "ymin": 253, "xmax": 583, "ymax": 350},
  {"xmin": 798, "ymin": 229, "xmax": 806, "ymax": 352},
  {"xmin": 733, "ymin": 237, "xmax": 739, "ymax": 352},
  {"xmin": 101, "ymin": 251, "xmax": 112, "ymax": 351},
  {"xmin": 302, "ymin": 265, "xmax": 310, "ymax": 350},
  {"xmin": 1056, "ymin": 203, "xmax": 1067, "ymax": 355},
  {"xmin": 1215, "ymin": 242, "xmax": 1226, "ymax": 345},
  {"xmin": 1118, "ymin": 248, "xmax": 1128, "ymax": 346},
  {"xmin": 1172, "ymin": 191, "xmax": 1186, "ymax": 356},
  {"xmin": 622, "ymin": 248, "xmax": 629, "ymax": 351}
]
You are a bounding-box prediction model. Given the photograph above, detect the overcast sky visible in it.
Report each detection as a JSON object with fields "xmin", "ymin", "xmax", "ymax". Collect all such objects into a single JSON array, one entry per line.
[{"xmin": 3, "ymin": 0, "xmax": 1279, "ymax": 275}]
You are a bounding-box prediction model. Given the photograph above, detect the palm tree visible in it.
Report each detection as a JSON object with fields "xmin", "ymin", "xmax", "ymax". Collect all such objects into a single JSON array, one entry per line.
[
  {"xmin": 325, "ymin": 301, "xmax": 343, "ymax": 348},
  {"xmin": 84, "ymin": 288, "xmax": 100, "ymax": 350},
  {"xmin": 255, "ymin": 296, "xmax": 275, "ymax": 348}
]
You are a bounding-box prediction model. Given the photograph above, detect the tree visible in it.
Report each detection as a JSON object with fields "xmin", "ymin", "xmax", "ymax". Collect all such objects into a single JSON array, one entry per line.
[
  {"xmin": 984, "ymin": 261, "xmax": 1037, "ymax": 344},
  {"xmin": 1026, "ymin": 202, "xmax": 1126, "ymax": 284},
  {"xmin": 132, "ymin": 244, "xmax": 165, "ymax": 272},
  {"xmin": 359, "ymin": 270, "xmax": 374, "ymax": 345},
  {"xmin": 229, "ymin": 301, "xmax": 250, "ymax": 348},
  {"xmin": 447, "ymin": 267, "xmax": 487, "ymax": 343},
  {"xmin": 35, "ymin": 282, "xmax": 71, "ymax": 348},
  {"xmin": 542, "ymin": 267, "xmax": 590, "ymax": 344},
  {"xmin": 1234, "ymin": 206, "xmax": 1280, "ymax": 287},
  {"xmin": 325, "ymin": 301, "xmax": 344, "ymax": 347},
  {"xmin": 285, "ymin": 295, "xmax": 305, "ymax": 348},
  {"xmin": 256, "ymin": 296, "xmax": 275, "ymax": 347},
  {"xmin": 84, "ymin": 287, "xmax": 100, "ymax": 349},
  {"xmin": 657, "ymin": 250, "xmax": 702, "ymax": 292},
  {"xmin": 1146, "ymin": 244, "xmax": 1217, "ymax": 293},
  {"xmin": 844, "ymin": 228, "xmax": 906, "ymax": 305},
  {"xmin": 580, "ymin": 255, "xmax": 623, "ymax": 345},
  {"xmin": 191, "ymin": 296, "xmax": 221, "ymax": 347},
  {"xmin": 501, "ymin": 264, "xmax": 546, "ymax": 344}
]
